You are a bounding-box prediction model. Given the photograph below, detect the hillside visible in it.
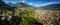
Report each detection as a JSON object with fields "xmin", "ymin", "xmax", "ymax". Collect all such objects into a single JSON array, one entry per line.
[
  {"xmin": 0, "ymin": 0, "xmax": 60, "ymax": 25},
  {"xmin": 0, "ymin": 0, "xmax": 9, "ymax": 10},
  {"xmin": 16, "ymin": 2, "xmax": 33, "ymax": 8},
  {"xmin": 34, "ymin": 9, "xmax": 60, "ymax": 25}
]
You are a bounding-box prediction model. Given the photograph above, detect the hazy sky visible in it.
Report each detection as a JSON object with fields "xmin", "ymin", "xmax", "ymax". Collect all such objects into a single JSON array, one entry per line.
[{"xmin": 2, "ymin": 0, "xmax": 60, "ymax": 7}]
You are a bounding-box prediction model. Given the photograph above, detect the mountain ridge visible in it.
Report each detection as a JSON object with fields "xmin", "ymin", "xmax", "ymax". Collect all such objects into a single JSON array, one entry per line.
[{"xmin": 39, "ymin": 3, "xmax": 60, "ymax": 10}]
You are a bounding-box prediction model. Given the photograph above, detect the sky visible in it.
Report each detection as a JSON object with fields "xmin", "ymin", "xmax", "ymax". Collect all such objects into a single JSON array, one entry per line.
[{"xmin": 2, "ymin": 0, "xmax": 60, "ymax": 7}]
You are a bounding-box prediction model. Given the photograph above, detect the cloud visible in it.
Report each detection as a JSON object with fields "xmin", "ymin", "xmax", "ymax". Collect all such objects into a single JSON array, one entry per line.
[
  {"xmin": 21, "ymin": 0, "xmax": 25, "ymax": 2},
  {"xmin": 3, "ymin": 0, "xmax": 17, "ymax": 4},
  {"xmin": 22, "ymin": 0, "xmax": 25, "ymax": 2},
  {"xmin": 28, "ymin": 3, "xmax": 33, "ymax": 5},
  {"xmin": 39, "ymin": 2, "xmax": 60, "ymax": 7},
  {"xmin": 2, "ymin": 0, "xmax": 21, "ymax": 4},
  {"xmin": 33, "ymin": 2, "xmax": 60, "ymax": 7},
  {"xmin": 2, "ymin": 0, "xmax": 13, "ymax": 1}
]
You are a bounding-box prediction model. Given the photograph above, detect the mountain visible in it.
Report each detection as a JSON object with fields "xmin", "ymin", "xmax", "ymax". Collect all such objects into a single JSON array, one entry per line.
[
  {"xmin": 0, "ymin": 0, "xmax": 17, "ymax": 11},
  {"xmin": 8, "ymin": 2, "xmax": 16, "ymax": 7},
  {"xmin": 7, "ymin": 2, "xmax": 17, "ymax": 11},
  {"xmin": 0, "ymin": 0, "xmax": 9, "ymax": 10},
  {"xmin": 16, "ymin": 2, "xmax": 33, "ymax": 8},
  {"xmin": 40, "ymin": 3, "xmax": 60, "ymax": 10}
]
